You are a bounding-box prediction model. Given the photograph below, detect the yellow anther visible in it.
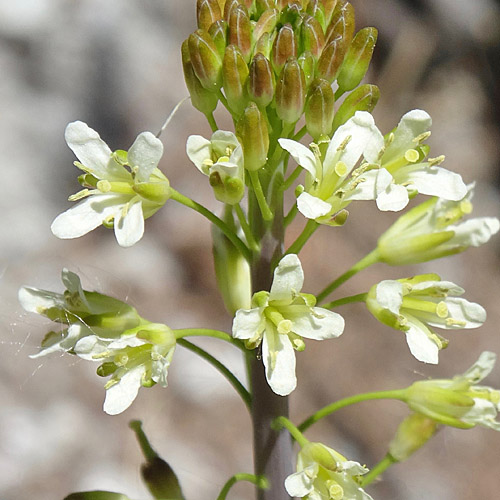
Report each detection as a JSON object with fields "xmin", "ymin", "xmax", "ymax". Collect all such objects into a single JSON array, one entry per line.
[
  {"xmin": 103, "ymin": 214, "xmax": 115, "ymax": 225},
  {"xmin": 436, "ymin": 301, "xmax": 449, "ymax": 318},
  {"xmin": 97, "ymin": 180, "xmax": 112, "ymax": 193},
  {"xmin": 217, "ymin": 155, "xmax": 230, "ymax": 163},
  {"xmin": 104, "ymin": 379, "xmax": 119, "ymax": 389},
  {"xmin": 292, "ymin": 337, "xmax": 305, "ymax": 351},
  {"xmin": 225, "ymin": 146, "xmax": 233, "ymax": 156},
  {"xmin": 428, "ymin": 155, "xmax": 445, "ymax": 166},
  {"xmin": 413, "ymin": 131, "xmax": 431, "ymax": 144},
  {"xmin": 460, "ymin": 200, "xmax": 473, "ymax": 215},
  {"xmin": 404, "ymin": 149, "xmax": 420, "ymax": 163},
  {"xmin": 445, "ymin": 318, "xmax": 467, "ymax": 327},
  {"xmin": 68, "ymin": 189, "xmax": 91, "ymax": 201},
  {"xmin": 335, "ymin": 161, "xmax": 348, "ymax": 176},
  {"xmin": 337, "ymin": 135, "xmax": 352, "ymax": 152},
  {"xmin": 114, "ymin": 352, "xmax": 129, "ymax": 366}
]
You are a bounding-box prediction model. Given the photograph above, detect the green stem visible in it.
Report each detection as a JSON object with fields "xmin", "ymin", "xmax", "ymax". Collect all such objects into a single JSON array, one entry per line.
[
  {"xmin": 235, "ymin": 203, "xmax": 260, "ymax": 253},
  {"xmin": 217, "ymin": 473, "xmax": 269, "ymax": 500},
  {"xmin": 361, "ymin": 454, "xmax": 397, "ymax": 487},
  {"xmin": 129, "ymin": 420, "xmax": 157, "ymax": 460},
  {"xmin": 285, "ymin": 219, "xmax": 319, "ymax": 255},
  {"xmin": 174, "ymin": 328, "xmax": 248, "ymax": 353},
  {"xmin": 283, "ymin": 203, "xmax": 298, "ymax": 228},
  {"xmin": 334, "ymin": 88, "xmax": 345, "ymax": 101},
  {"xmin": 169, "ymin": 189, "xmax": 252, "ymax": 262},
  {"xmin": 273, "ymin": 416, "xmax": 309, "ymax": 448},
  {"xmin": 206, "ymin": 112, "xmax": 219, "ymax": 132},
  {"xmin": 298, "ymin": 390, "xmax": 407, "ymax": 433},
  {"xmin": 177, "ymin": 339, "xmax": 252, "ymax": 409},
  {"xmin": 249, "ymin": 170, "xmax": 273, "ymax": 221},
  {"xmin": 322, "ymin": 293, "xmax": 367, "ymax": 309},
  {"xmin": 281, "ymin": 165, "xmax": 302, "ymax": 192},
  {"xmin": 316, "ymin": 248, "xmax": 380, "ymax": 303}
]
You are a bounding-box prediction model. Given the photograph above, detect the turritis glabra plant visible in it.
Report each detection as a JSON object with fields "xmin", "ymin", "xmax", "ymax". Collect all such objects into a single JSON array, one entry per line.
[{"xmin": 20, "ymin": 1, "xmax": 500, "ymax": 499}]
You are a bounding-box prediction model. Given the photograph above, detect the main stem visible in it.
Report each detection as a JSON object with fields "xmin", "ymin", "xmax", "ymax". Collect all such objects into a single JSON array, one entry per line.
[{"xmin": 249, "ymin": 167, "xmax": 292, "ymax": 500}]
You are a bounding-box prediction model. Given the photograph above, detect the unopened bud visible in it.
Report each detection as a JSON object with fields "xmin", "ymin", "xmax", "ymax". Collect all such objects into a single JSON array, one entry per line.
[
  {"xmin": 300, "ymin": 14, "xmax": 325, "ymax": 59},
  {"xmin": 223, "ymin": 44, "xmax": 249, "ymax": 115},
  {"xmin": 209, "ymin": 19, "xmax": 228, "ymax": 59},
  {"xmin": 249, "ymin": 53, "xmax": 275, "ymax": 107},
  {"xmin": 236, "ymin": 102, "xmax": 269, "ymax": 171},
  {"xmin": 253, "ymin": 8, "xmax": 279, "ymax": 43},
  {"xmin": 228, "ymin": 5, "xmax": 252, "ymax": 62},
  {"xmin": 133, "ymin": 180, "xmax": 171, "ymax": 205},
  {"xmin": 64, "ymin": 492, "xmax": 131, "ymax": 500},
  {"xmin": 272, "ymin": 24, "xmax": 297, "ymax": 74},
  {"xmin": 276, "ymin": 57, "xmax": 306, "ymax": 123},
  {"xmin": 197, "ymin": 0, "xmax": 222, "ymax": 31},
  {"xmin": 332, "ymin": 83, "xmax": 380, "ymax": 131},
  {"xmin": 307, "ymin": 0, "xmax": 327, "ymax": 32},
  {"xmin": 305, "ymin": 79, "xmax": 335, "ymax": 139},
  {"xmin": 280, "ymin": 3, "xmax": 303, "ymax": 26},
  {"xmin": 320, "ymin": 0, "xmax": 338, "ymax": 23},
  {"xmin": 188, "ymin": 29, "xmax": 223, "ymax": 90},
  {"xmin": 337, "ymin": 27, "xmax": 378, "ymax": 93},
  {"xmin": 298, "ymin": 50, "xmax": 315, "ymax": 87},
  {"xmin": 325, "ymin": 0, "xmax": 355, "ymax": 46},
  {"xmin": 224, "ymin": 0, "xmax": 240, "ymax": 21},
  {"xmin": 256, "ymin": 0, "xmax": 276, "ymax": 16},
  {"xmin": 316, "ymin": 36, "xmax": 348, "ymax": 82},
  {"xmin": 254, "ymin": 32, "xmax": 273, "ymax": 59}
]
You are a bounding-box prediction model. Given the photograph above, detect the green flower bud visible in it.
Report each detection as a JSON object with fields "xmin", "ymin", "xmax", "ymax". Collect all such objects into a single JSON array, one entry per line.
[
  {"xmin": 253, "ymin": 8, "xmax": 279, "ymax": 44},
  {"xmin": 389, "ymin": 414, "xmax": 438, "ymax": 462},
  {"xmin": 337, "ymin": 27, "xmax": 378, "ymax": 93},
  {"xmin": 188, "ymin": 29, "xmax": 223, "ymax": 90},
  {"xmin": 136, "ymin": 323, "xmax": 176, "ymax": 348},
  {"xmin": 64, "ymin": 491, "xmax": 131, "ymax": 500},
  {"xmin": 305, "ymin": 442, "xmax": 342, "ymax": 471},
  {"xmin": 181, "ymin": 39, "xmax": 218, "ymax": 115},
  {"xmin": 331, "ymin": 83, "xmax": 380, "ymax": 131},
  {"xmin": 236, "ymin": 102, "xmax": 270, "ymax": 170},
  {"xmin": 298, "ymin": 50, "xmax": 315, "ymax": 87},
  {"xmin": 280, "ymin": 3, "xmax": 304, "ymax": 26},
  {"xmin": 325, "ymin": 0, "xmax": 355, "ymax": 46},
  {"xmin": 256, "ymin": 0, "xmax": 276, "ymax": 16},
  {"xmin": 248, "ymin": 53, "xmax": 275, "ymax": 107},
  {"xmin": 320, "ymin": 0, "xmax": 338, "ymax": 24},
  {"xmin": 307, "ymin": 0, "xmax": 327, "ymax": 32},
  {"xmin": 254, "ymin": 31, "xmax": 274, "ymax": 59},
  {"xmin": 196, "ymin": 0, "xmax": 222, "ymax": 31},
  {"xmin": 224, "ymin": 0, "xmax": 241, "ymax": 22},
  {"xmin": 316, "ymin": 36, "xmax": 348, "ymax": 82},
  {"xmin": 208, "ymin": 19, "xmax": 228, "ymax": 59},
  {"xmin": 228, "ymin": 4, "xmax": 252, "ymax": 62},
  {"xmin": 272, "ymin": 23, "xmax": 297, "ymax": 74},
  {"xmin": 133, "ymin": 180, "xmax": 171, "ymax": 205},
  {"xmin": 300, "ymin": 14, "xmax": 325, "ymax": 59},
  {"xmin": 223, "ymin": 44, "xmax": 249, "ymax": 115},
  {"xmin": 275, "ymin": 57, "xmax": 306, "ymax": 123},
  {"xmin": 305, "ymin": 78, "xmax": 335, "ymax": 140}
]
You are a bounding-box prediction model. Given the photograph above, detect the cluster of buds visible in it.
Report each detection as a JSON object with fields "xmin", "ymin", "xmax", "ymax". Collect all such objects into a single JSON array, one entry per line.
[{"xmin": 184, "ymin": 0, "xmax": 379, "ymax": 153}]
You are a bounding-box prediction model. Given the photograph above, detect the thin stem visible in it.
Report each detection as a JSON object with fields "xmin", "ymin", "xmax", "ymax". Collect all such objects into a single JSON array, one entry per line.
[
  {"xmin": 298, "ymin": 390, "xmax": 408, "ymax": 433},
  {"xmin": 316, "ymin": 248, "xmax": 380, "ymax": 303},
  {"xmin": 273, "ymin": 416, "xmax": 309, "ymax": 448},
  {"xmin": 281, "ymin": 165, "xmax": 302, "ymax": 192},
  {"xmin": 249, "ymin": 170, "xmax": 273, "ymax": 221},
  {"xmin": 216, "ymin": 473, "xmax": 269, "ymax": 500},
  {"xmin": 283, "ymin": 203, "xmax": 298, "ymax": 228},
  {"xmin": 361, "ymin": 454, "xmax": 397, "ymax": 487},
  {"xmin": 207, "ymin": 112, "xmax": 219, "ymax": 132},
  {"xmin": 169, "ymin": 189, "xmax": 252, "ymax": 262},
  {"xmin": 322, "ymin": 293, "xmax": 367, "ymax": 309},
  {"xmin": 235, "ymin": 203, "xmax": 260, "ymax": 252},
  {"xmin": 174, "ymin": 328, "xmax": 248, "ymax": 353},
  {"xmin": 129, "ymin": 420, "xmax": 157, "ymax": 460},
  {"xmin": 285, "ymin": 219, "xmax": 319, "ymax": 255},
  {"xmin": 177, "ymin": 339, "xmax": 252, "ymax": 409}
]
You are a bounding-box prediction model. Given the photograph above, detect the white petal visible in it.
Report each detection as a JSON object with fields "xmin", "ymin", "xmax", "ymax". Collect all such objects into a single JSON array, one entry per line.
[
  {"xmin": 405, "ymin": 322, "xmax": 439, "ymax": 364},
  {"xmin": 128, "ymin": 132, "xmax": 164, "ymax": 182},
  {"xmin": 186, "ymin": 135, "xmax": 212, "ymax": 174},
  {"xmin": 51, "ymin": 194, "xmax": 124, "ymax": 239},
  {"xmin": 411, "ymin": 280, "xmax": 464, "ymax": 296},
  {"xmin": 291, "ymin": 307, "xmax": 345, "ymax": 340},
  {"xmin": 462, "ymin": 398, "xmax": 500, "ymax": 430},
  {"xmin": 30, "ymin": 323, "xmax": 88, "ymax": 358},
  {"xmin": 262, "ymin": 328, "xmax": 297, "ymax": 396},
  {"xmin": 462, "ymin": 351, "xmax": 496, "ymax": 383},
  {"xmin": 232, "ymin": 308, "xmax": 265, "ymax": 340},
  {"xmin": 270, "ymin": 254, "xmax": 304, "ymax": 302},
  {"xmin": 284, "ymin": 466, "xmax": 316, "ymax": 497},
  {"xmin": 114, "ymin": 200, "xmax": 144, "ymax": 247},
  {"xmin": 65, "ymin": 121, "xmax": 112, "ymax": 178},
  {"xmin": 211, "ymin": 130, "xmax": 240, "ymax": 156},
  {"xmin": 18, "ymin": 286, "xmax": 63, "ymax": 314},
  {"xmin": 297, "ymin": 192, "xmax": 332, "ymax": 219},
  {"xmin": 376, "ymin": 280, "xmax": 403, "ymax": 316},
  {"xmin": 74, "ymin": 334, "xmax": 110, "ymax": 360},
  {"xmin": 441, "ymin": 297, "xmax": 486, "ymax": 329},
  {"xmin": 278, "ymin": 139, "xmax": 319, "ymax": 178},
  {"xmin": 346, "ymin": 168, "xmax": 393, "ymax": 201},
  {"xmin": 376, "ymin": 183, "xmax": 410, "ymax": 211},
  {"xmin": 103, "ymin": 366, "xmax": 146, "ymax": 415},
  {"xmin": 450, "ymin": 217, "xmax": 500, "ymax": 248}
]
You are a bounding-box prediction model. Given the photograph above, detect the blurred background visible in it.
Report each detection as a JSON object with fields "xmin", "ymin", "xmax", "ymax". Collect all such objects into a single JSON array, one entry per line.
[{"xmin": 1, "ymin": 1, "xmax": 500, "ymax": 499}]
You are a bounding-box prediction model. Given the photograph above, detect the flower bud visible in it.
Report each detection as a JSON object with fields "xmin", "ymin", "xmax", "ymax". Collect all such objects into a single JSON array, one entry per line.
[
  {"xmin": 256, "ymin": 0, "xmax": 276, "ymax": 16},
  {"xmin": 253, "ymin": 8, "xmax": 279, "ymax": 43},
  {"xmin": 181, "ymin": 39, "xmax": 218, "ymax": 115},
  {"xmin": 224, "ymin": 0, "xmax": 241, "ymax": 22},
  {"xmin": 188, "ymin": 29, "xmax": 223, "ymax": 90},
  {"xmin": 316, "ymin": 36, "xmax": 348, "ymax": 82},
  {"xmin": 298, "ymin": 50, "xmax": 315, "ymax": 87},
  {"xmin": 223, "ymin": 44, "xmax": 249, "ymax": 115},
  {"xmin": 305, "ymin": 79, "xmax": 335, "ymax": 140},
  {"xmin": 337, "ymin": 27, "xmax": 378, "ymax": 93},
  {"xmin": 276, "ymin": 57, "xmax": 306, "ymax": 123},
  {"xmin": 272, "ymin": 24, "xmax": 297, "ymax": 74},
  {"xmin": 228, "ymin": 4, "xmax": 252, "ymax": 62},
  {"xmin": 197, "ymin": 0, "xmax": 222, "ymax": 31},
  {"xmin": 208, "ymin": 19, "xmax": 228, "ymax": 59},
  {"xmin": 254, "ymin": 31, "xmax": 274, "ymax": 59},
  {"xmin": 325, "ymin": 0, "xmax": 355, "ymax": 46},
  {"xmin": 307, "ymin": 0, "xmax": 327, "ymax": 32},
  {"xmin": 300, "ymin": 14, "xmax": 325, "ymax": 59},
  {"xmin": 320, "ymin": 0, "xmax": 338, "ymax": 23},
  {"xmin": 248, "ymin": 53, "xmax": 275, "ymax": 107},
  {"xmin": 236, "ymin": 102, "xmax": 269, "ymax": 170},
  {"xmin": 64, "ymin": 492, "xmax": 131, "ymax": 500},
  {"xmin": 331, "ymin": 83, "xmax": 379, "ymax": 131},
  {"xmin": 389, "ymin": 414, "xmax": 438, "ymax": 462}
]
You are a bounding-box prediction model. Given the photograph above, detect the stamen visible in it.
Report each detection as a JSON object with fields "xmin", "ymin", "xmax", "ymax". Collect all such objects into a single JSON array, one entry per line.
[
  {"xmin": 428, "ymin": 155, "xmax": 445, "ymax": 166},
  {"xmin": 436, "ymin": 301, "xmax": 449, "ymax": 318},
  {"xmin": 404, "ymin": 149, "xmax": 420, "ymax": 163},
  {"xmin": 97, "ymin": 180, "xmax": 112, "ymax": 193},
  {"xmin": 413, "ymin": 131, "xmax": 431, "ymax": 144},
  {"xmin": 68, "ymin": 189, "xmax": 92, "ymax": 201}
]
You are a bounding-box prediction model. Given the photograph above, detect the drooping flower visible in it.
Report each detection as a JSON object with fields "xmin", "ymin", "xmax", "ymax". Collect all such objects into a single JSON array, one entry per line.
[
  {"xmin": 366, "ymin": 274, "xmax": 486, "ymax": 364},
  {"xmin": 51, "ymin": 121, "xmax": 170, "ymax": 247},
  {"xmin": 232, "ymin": 254, "xmax": 344, "ymax": 396},
  {"xmin": 376, "ymin": 183, "xmax": 500, "ymax": 265},
  {"xmin": 186, "ymin": 130, "xmax": 245, "ymax": 204},
  {"xmin": 404, "ymin": 351, "xmax": 500, "ymax": 430},
  {"xmin": 285, "ymin": 442, "xmax": 374, "ymax": 500}
]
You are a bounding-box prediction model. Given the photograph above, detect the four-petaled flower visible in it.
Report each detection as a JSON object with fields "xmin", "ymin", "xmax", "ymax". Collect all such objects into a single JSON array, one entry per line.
[
  {"xmin": 405, "ymin": 351, "xmax": 500, "ymax": 430},
  {"xmin": 285, "ymin": 442, "xmax": 374, "ymax": 500},
  {"xmin": 232, "ymin": 254, "xmax": 345, "ymax": 396},
  {"xmin": 366, "ymin": 274, "xmax": 486, "ymax": 364},
  {"xmin": 51, "ymin": 121, "xmax": 170, "ymax": 247}
]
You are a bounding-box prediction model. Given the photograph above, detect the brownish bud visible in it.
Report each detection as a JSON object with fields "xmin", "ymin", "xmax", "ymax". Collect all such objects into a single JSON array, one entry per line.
[
  {"xmin": 298, "ymin": 50, "xmax": 315, "ymax": 87},
  {"xmin": 325, "ymin": 1, "xmax": 355, "ymax": 46},
  {"xmin": 300, "ymin": 14, "xmax": 325, "ymax": 59},
  {"xmin": 224, "ymin": 0, "xmax": 242, "ymax": 22},
  {"xmin": 332, "ymin": 83, "xmax": 379, "ymax": 131},
  {"xmin": 248, "ymin": 53, "xmax": 275, "ymax": 107},
  {"xmin": 228, "ymin": 5, "xmax": 252, "ymax": 63},
  {"xmin": 336, "ymin": 26, "xmax": 377, "ymax": 93},
  {"xmin": 223, "ymin": 44, "xmax": 249, "ymax": 115},
  {"xmin": 209, "ymin": 19, "xmax": 228, "ymax": 59},
  {"xmin": 197, "ymin": 0, "xmax": 222, "ymax": 31},
  {"xmin": 305, "ymin": 78, "xmax": 335, "ymax": 139},
  {"xmin": 253, "ymin": 8, "xmax": 279, "ymax": 42},
  {"xmin": 254, "ymin": 32, "xmax": 274, "ymax": 59},
  {"xmin": 316, "ymin": 36, "xmax": 347, "ymax": 82},
  {"xmin": 319, "ymin": 0, "xmax": 338, "ymax": 24},
  {"xmin": 307, "ymin": 0, "xmax": 327, "ymax": 32},
  {"xmin": 188, "ymin": 29, "xmax": 223, "ymax": 90},
  {"xmin": 275, "ymin": 57, "xmax": 306, "ymax": 123},
  {"xmin": 272, "ymin": 24, "xmax": 297, "ymax": 74}
]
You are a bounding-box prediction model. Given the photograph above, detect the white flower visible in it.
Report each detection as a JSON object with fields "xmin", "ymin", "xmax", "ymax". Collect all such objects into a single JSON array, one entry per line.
[
  {"xmin": 285, "ymin": 442, "xmax": 373, "ymax": 500},
  {"xmin": 232, "ymin": 254, "xmax": 344, "ymax": 395},
  {"xmin": 366, "ymin": 274, "xmax": 486, "ymax": 364},
  {"xmin": 405, "ymin": 351, "xmax": 500, "ymax": 430},
  {"xmin": 186, "ymin": 130, "xmax": 245, "ymax": 205},
  {"xmin": 51, "ymin": 121, "xmax": 170, "ymax": 247},
  {"xmin": 377, "ymin": 183, "xmax": 500, "ymax": 265}
]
